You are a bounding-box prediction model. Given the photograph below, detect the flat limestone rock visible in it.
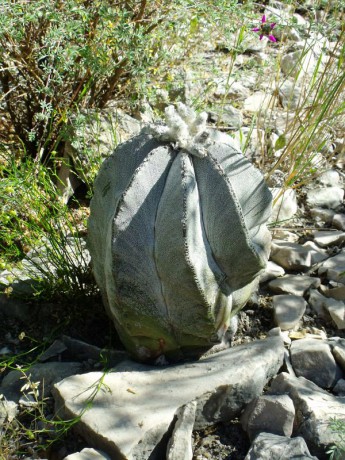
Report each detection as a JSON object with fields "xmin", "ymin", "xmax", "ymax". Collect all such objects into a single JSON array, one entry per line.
[
  {"xmin": 270, "ymin": 188, "xmax": 298, "ymax": 223},
  {"xmin": 268, "ymin": 275, "xmax": 321, "ymax": 296},
  {"xmin": 0, "ymin": 362, "xmax": 83, "ymax": 403},
  {"xmin": 53, "ymin": 337, "xmax": 284, "ymax": 460},
  {"xmin": 323, "ymin": 285, "xmax": 345, "ymax": 301},
  {"xmin": 333, "ymin": 341, "xmax": 345, "ymax": 372},
  {"xmin": 327, "ymin": 299, "xmax": 345, "ymax": 330},
  {"xmin": 259, "ymin": 261, "xmax": 285, "ymax": 284},
  {"xmin": 270, "ymin": 242, "xmax": 312, "ymax": 271},
  {"xmin": 244, "ymin": 432, "xmax": 317, "ymax": 460},
  {"xmin": 64, "ymin": 448, "xmax": 111, "ymax": 460},
  {"xmin": 290, "ymin": 338, "xmax": 342, "ymax": 389},
  {"xmin": 307, "ymin": 289, "xmax": 332, "ymax": 320},
  {"xmin": 269, "ymin": 372, "xmax": 345, "ymax": 457},
  {"xmin": 273, "ymin": 295, "xmax": 307, "ymax": 330},
  {"xmin": 313, "ymin": 231, "xmax": 345, "ymax": 248},
  {"xmin": 241, "ymin": 394, "xmax": 295, "ymax": 441},
  {"xmin": 166, "ymin": 401, "xmax": 196, "ymax": 460},
  {"xmin": 306, "ymin": 187, "xmax": 344, "ymax": 210},
  {"xmin": 302, "ymin": 241, "xmax": 328, "ymax": 265},
  {"xmin": 318, "ymin": 250, "xmax": 345, "ymax": 283},
  {"xmin": 333, "ymin": 213, "xmax": 345, "ymax": 231}
]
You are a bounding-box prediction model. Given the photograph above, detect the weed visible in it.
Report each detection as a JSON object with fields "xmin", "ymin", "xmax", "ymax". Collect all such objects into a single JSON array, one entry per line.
[
  {"xmin": 0, "ymin": 363, "xmax": 111, "ymax": 458},
  {"xmin": 327, "ymin": 418, "xmax": 345, "ymax": 460},
  {"xmin": 0, "ymin": 153, "xmax": 96, "ymax": 302}
]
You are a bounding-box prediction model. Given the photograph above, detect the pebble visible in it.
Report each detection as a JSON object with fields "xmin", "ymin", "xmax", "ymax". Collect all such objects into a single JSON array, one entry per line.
[
  {"xmin": 317, "ymin": 169, "xmax": 342, "ymax": 187},
  {"xmin": 278, "ymin": 80, "xmax": 301, "ymax": 110}
]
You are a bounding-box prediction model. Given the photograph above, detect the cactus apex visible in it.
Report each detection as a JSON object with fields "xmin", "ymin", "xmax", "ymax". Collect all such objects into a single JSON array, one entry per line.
[{"xmin": 150, "ymin": 103, "xmax": 209, "ymax": 158}]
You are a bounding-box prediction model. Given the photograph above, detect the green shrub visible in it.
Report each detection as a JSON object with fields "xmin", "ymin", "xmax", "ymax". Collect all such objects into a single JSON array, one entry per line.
[{"xmin": 0, "ymin": 0, "xmax": 253, "ymax": 162}]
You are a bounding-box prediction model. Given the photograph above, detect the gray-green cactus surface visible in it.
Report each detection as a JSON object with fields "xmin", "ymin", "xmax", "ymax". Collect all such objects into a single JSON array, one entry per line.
[{"xmin": 88, "ymin": 105, "xmax": 272, "ymax": 362}]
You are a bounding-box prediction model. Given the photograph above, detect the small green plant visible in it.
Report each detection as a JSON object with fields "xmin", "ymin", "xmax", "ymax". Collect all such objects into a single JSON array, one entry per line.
[
  {"xmin": 0, "ymin": 152, "xmax": 96, "ymax": 301},
  {"xmin": 245, "ymin": 6, "xmax": 345, "ymax": 197},
  {"xmin": 0, "ymin": 359, "xmax": 111, "ymax": 458},
  {"xmin": 327, "ymin": 418, "xmax": 345, "ymax": 460}
]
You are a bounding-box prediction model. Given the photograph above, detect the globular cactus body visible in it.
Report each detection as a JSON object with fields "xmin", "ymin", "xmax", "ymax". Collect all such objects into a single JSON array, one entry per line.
[{"xmin": 88, "ymin": 105, "xmax": 272, "ymax": 362}]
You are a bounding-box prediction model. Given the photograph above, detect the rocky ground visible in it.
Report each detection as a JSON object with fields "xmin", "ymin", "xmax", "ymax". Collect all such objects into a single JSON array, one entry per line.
[{"xmin": 1, "ymin": 0, "xmax": 345, "ymax": 459}]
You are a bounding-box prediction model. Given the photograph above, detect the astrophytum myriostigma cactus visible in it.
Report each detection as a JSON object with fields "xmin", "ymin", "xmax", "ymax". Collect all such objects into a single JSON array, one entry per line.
[{"xmin": 88, "ymin": 103, "xmax": 272, "ymax": 362}]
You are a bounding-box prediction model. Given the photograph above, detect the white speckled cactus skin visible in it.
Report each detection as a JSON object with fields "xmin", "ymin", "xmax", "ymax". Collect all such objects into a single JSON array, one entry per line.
[{"xmin": 88, "ymin": 105, "xmax": 272, "ymax": 362}]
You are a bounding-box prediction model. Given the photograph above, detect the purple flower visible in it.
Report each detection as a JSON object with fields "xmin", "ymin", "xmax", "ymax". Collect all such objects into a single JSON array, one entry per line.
[{"xmin": 252, "ymin": 15, "xmax": 277, "ymax": 42}]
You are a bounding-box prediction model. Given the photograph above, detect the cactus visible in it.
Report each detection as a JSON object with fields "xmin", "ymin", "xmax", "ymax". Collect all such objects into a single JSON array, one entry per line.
[{"xmin": 88, "ymin": 104, "xmax": 272, "ymax": 362}]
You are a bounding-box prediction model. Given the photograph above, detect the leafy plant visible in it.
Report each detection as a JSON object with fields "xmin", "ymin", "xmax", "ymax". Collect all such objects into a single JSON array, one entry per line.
[
  {"xmin": 0, "ymin": 152, "xmax": 95, "ymax": 301},
  {"xmin": 327, "ymin": 418, "xmax": 345, "ymax": 460},
  {"xmin": 0, "ymin": 361, "xmax": 111, "ymax": 458},
  {"xmin": 0, "ymin": 0, "xmax": 254, "ymax": 165},
  {"xmin": 253, "ymin": 11, "xmax": 345, "ymax": 194}
]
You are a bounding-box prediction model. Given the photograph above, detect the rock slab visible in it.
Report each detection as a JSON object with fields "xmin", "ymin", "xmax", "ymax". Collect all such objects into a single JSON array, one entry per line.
[
  {"xmin": 64, "ymin": 448, "xmax": 111, "ymax": 460},
  {"xmin": 273, "ymin": 295, "xmax": 307, "ymax": 330},
  {"xmin": 290, "ymin": 338, "xmax": 342, "ymax": 389},
  {"xmin": 245, "ymin": 432, "xmax": 318, "ymax": 460},
  {"xmin": 241, "ymin": 394, "xmax": 295, "ymax": 441},
  {"xmin": 53, "ymin": 337, "xmax": 284, "ymax": 460},
  {"xmin": 166, "ymin": 401, "xmax": 196, "ymax": 460},
  {"xmin": 269, "ymin": 372, "xmax": 345, "ymax": 458}
]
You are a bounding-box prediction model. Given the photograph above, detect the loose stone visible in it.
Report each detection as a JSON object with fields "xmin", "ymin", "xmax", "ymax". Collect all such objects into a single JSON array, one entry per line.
[
  {"xmin": 243, "ymin": 92, "xmax": 276, "ymax": 112},
  {"xmin": 272, "ymin": 295, "xmax": 307, "ymax": 330},
  {"xmin": 290, "ymin": 338, "xmax": 343, "ymax": 389},
  {"xmin": 313, "ymin": 230, "xmax": 345, "ymax": 248},
  {"xmin": 166, "ymin": 401, "xmax": 196, "ymax": 460},
  {"xmin": 269, "ymin": 372, "xmax": 345, "ymax": 458},
  {"xmin": 318, "ymin": 250, "xmax": 345, "ymax": 283},
  {"xmin": 241, "ymin": 394, "xmax": 295, "ymax": 441},
  {"xmin": 306, "ymin": 187, "xmax": 344, "ymax": 210},
  {"xmin": 64, "ymin": 448, "xmax": 111, "ymax": 460},
  {"xmin": 269, "ymin": 188, "xmax": 298, "ymax": 223},
  {"xmin": 310, "ymin": 207, "xmax": 335, "ymax": 224},
  {"xmin": 302, "ymin": 241, "xmax": 328, "ymax": 264},
  {"xmin": 52, "ymin": 337, "xmax": 284, "ymax": 460},
  {"xmin": 244, "ymin": 432, "xmax": 317, "ymax": 460},
  {"xmin": 270, "ymin": 242, "xmax": 312, "ymax": 271},
  {"xmin": 326, "ymin": 299, "xmax": 345, "ymax": 330},
  {"xmin": 333, "ymin": 379, "xmax": 345, "ymax": 396},
  {"xmin": 333, "ymin": 213, "xmax": 345, "ymax": 231},
  {"xmin": 332, "ymin": 341, "xmax": 345, "ymax": 372},
  {"xmin": 307, "ymin": 289, "xmax": 333, "ymax": 320},
  {"xmin": 259, "ymin": 261, "xmax": 285, "ymax": 283},
  {"xmin": 323, "ymin": 284, "xmax": 345, "ymax": 301},
  {"xmin": 268, "ymin": 275, "xmax": 321, "ymax": 296}
]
